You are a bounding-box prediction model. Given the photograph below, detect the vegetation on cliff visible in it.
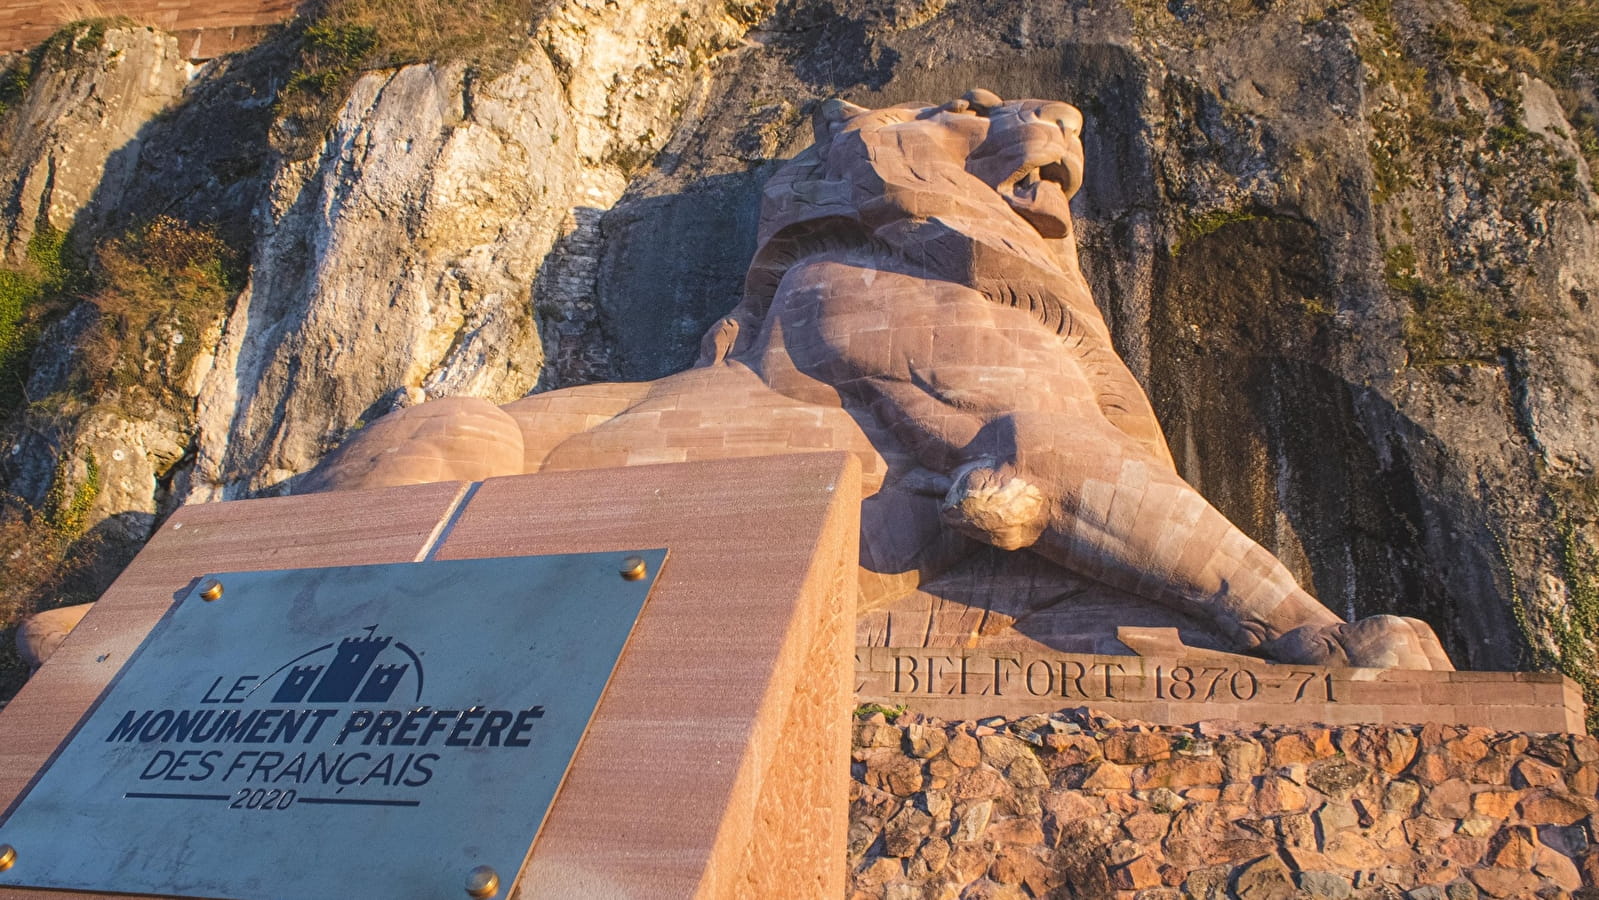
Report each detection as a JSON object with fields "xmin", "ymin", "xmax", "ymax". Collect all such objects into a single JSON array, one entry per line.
[
  {"xmin": 0, "ymin": 224, "xmax": 78, "ymax": 416},
  {"xmin": 1335, "ymin": 0, "xmax": 1599, "ymax": 715},
  {"xmin": 273, "ymin": 0, "xmax": 548, "ymax": 157},
  {"xmin": 0, "ymin": 216, "xmax": 238, "ymax": 702},
  {"xmin": 0, "ymin": 18, "xmax": 135, "ymax": 118},
  {"xmin": 77, "ymin": 217, "xmax": 241, "ymax": 408}
]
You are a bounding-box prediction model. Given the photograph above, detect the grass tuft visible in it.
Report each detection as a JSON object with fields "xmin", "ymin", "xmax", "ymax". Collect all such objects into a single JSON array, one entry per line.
[
  {"xmin": 0, "ymin": 223, "xmax": 86, "ymax": 419},
  {"xmin": 854, "ymin": 702, "xmax": 908, "ymax": 722},
  {"xmin": 78, "ymin": 217, "xmax": 241, "ymax": 407},
  {"xmin": 1385, "ymin": 245, "xmax": 1529, "ymax": 366}
]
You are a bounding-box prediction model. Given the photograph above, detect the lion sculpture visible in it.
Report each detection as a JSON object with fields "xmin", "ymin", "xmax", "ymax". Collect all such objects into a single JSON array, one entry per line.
[{"xmin": 301, "ymin": 91, "xmax": 1451, "ymax": 671}]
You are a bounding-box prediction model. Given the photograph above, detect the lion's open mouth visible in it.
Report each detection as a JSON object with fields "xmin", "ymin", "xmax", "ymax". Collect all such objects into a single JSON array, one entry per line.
[{"xmin": 1002, "ymin": 158, "xmax": 1080, "ymax": 239}]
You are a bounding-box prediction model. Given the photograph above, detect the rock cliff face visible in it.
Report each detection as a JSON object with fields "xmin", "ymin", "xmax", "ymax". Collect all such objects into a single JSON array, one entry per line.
[{"xmin": 1, "ymin": 1, "xmax": 1597, "ymax": 692}]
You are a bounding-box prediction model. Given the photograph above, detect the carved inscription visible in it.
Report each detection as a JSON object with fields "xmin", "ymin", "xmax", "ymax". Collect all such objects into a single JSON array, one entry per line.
[{"xmin": 860, "ymin": 651, "xmax": 1338, "ymax": 705}]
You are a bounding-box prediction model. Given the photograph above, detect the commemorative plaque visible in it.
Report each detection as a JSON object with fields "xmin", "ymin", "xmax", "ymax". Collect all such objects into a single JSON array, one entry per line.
[{"xmin": 0, "ymin": 548, "xmax": 666, "ymax": 899}]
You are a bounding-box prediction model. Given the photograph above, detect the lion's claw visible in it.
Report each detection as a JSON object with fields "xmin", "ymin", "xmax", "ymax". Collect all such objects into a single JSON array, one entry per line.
[{"xmin": 1265, "ymin": 615, "xmax": 1453, "ymax": 671}]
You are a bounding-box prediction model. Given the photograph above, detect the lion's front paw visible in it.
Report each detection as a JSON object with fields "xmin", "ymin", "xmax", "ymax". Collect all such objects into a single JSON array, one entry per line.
[
  {"xmin": 940, "ymin": 462, "xmax": 1049, "ymax": 551},
  {"xmin": 1265, "ymin": 615, "xmax": 1453, "ymax": 671}
]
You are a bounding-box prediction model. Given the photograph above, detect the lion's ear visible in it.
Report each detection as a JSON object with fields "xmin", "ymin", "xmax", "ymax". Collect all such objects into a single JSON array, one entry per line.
[
  {"xmin": 962, "ymin": 88, "xmax": 1003, "ymax": 114},
  {"xmin": 813, "ymin": 98, "xmax": 869, "ymax": 143}
]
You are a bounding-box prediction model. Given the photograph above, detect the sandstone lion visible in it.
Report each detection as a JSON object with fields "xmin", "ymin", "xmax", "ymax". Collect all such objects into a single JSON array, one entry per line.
[{"xmin": 304, "ymin": 91, "xmax": 1452, "ymax": 670}]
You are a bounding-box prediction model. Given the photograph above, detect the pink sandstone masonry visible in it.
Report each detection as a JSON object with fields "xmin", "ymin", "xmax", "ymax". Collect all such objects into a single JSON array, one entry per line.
[
  {"xmin": 0, "ymin": 453, "xmax": 859, "ymax": 899},
  {"xmin": 0, "ymin": 0, "xmax": 295, "ymax": 56},
  {"xmin": 849, "ymin": 708, "xmax": 1599, "ymax": 899},
  {"xmin": 307, "ymin": 93, "xmax": 1453, "ymax": 674},
  {"xmin": 856, "ymin": 647, "xmax": 1587, "ymax": 735}
]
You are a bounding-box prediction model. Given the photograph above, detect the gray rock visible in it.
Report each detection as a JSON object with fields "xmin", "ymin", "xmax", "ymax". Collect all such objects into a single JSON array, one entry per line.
[
  {"xmin": 951, "ymin": 799, "xmax": 993, "ymax": 844},
  {"xmin": 1232, "ymin": 854, "xmax": 1296, "ymax": 900},
  {"xmin": 1299, "ymin": 871, "xmax": 1355, "ymax": 899}
]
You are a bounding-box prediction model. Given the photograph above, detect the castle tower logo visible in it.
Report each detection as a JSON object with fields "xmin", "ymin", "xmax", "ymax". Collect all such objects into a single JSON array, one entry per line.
[{"xmin": 266, "ymin": 626, "xmax": 425, "ymax": 704}]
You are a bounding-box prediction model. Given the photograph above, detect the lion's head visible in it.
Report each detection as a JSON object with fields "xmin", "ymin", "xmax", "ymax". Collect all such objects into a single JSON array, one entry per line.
[
  {"xmin": 793, "ymin": 91, "xmax": 1085, "ymax": 240},
  {"xmin": 719, "ymin": 92, "xmax": 1105, "ymax": 355}
]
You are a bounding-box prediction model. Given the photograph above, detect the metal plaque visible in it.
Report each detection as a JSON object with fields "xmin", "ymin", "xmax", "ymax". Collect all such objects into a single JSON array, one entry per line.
[{"xmin": 0, "ymin": 549, "xmax": 667, "ymax": 900}]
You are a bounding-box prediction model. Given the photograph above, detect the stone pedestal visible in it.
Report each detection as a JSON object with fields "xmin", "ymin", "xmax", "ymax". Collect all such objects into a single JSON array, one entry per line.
[
  {"xmin": 0, "ymin": 452, "xmax": 860, "ymax": 900},
  {"xmin": 857, "ymin": 634, "xmax": 1586, "ymax": 733}
]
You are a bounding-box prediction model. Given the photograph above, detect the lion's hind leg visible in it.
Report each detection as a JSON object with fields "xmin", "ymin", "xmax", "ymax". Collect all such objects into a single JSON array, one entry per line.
[
  {"xmin": 500, "ymin": 382, "xmax": 651, "ymax": 471},
  {"xmin": 298, "ymin": 396, "xmax": 524, "ymax": 493}
]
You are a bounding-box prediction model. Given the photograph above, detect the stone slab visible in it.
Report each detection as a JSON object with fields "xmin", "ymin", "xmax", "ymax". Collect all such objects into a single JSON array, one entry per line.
[
  {"xmin": 0, "ymin": 452, "xmax": 860, "ymax": 900},
  {"xmin": 856, "ymin": 646, "xmax": 1586, "ymax": 733},
  {"xmin": 432, "ymin": 454, "xmax": 860, "ymax": 900}
]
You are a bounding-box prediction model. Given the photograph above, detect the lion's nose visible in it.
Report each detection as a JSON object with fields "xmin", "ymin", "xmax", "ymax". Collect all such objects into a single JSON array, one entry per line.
[{"xmin": 1038, "ymin": 102, "xmax": 1083, "ymax": 137}]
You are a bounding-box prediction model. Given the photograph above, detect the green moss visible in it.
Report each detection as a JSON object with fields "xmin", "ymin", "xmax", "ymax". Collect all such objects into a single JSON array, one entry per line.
[
  {"xmin": 0, "ymin": 57, "xmax": 31, "ymax": 117},
  {"xmin": 1401, "ymin": 280, "xmax": 1527, "ymax": 366},
  {"xmin": 1389, "ymin": 246, "xmax": 1529, "ymax": 365},
  {"xmin": 0, "ymin": 271, "xmax": 39, "ymax": 413},
  {"xmin": 1355, "ymin": 1, "xmax": 1597, "ymax": 211},
  {"xmin": 1296, "ymin": 296, "xmax": 1337, "ymax": 319},
  {"xmin": 853, "ymin": 702, "xmax": 907, "ymax": 722},
  {"xmin": 1171, "ymin": 206, "xmax": 1263, "ymax": 256},
  {"xmin": 43, "ymin": 450, "xmax": 99, "ymax": 540},
  {"xmin": 0, "ymin": 223, "xmax": 86, "ymax": 418},
  {"xmin": 1486, "ymin": 121, "xmax": 1535, "ymax": 152},
  {"xmin": 75, "ymin": 19, "xmax": 111, "ymax": 52},
  {"xmin": 0, "ymin": 215, "xmax": 241, "ymax": 424},
  {"xmin": 1, "ymin": 17, "xmax": 141, "ymax": 118},
  {"xmin": 1369, "ymin": 111, "xmax": 1418, "ymax": 204},
  {"xmin": 1539, "ymin": 475, "xmax": 1599, "ymax": 732},
  {"xmin": 1442, "ymin": 1, "xmax": 1599, "ymax": 191}
]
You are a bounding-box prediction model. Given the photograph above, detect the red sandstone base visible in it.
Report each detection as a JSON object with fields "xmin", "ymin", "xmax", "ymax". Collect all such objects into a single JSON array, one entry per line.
[
  {"xmin": 0, "ymin": 453, "xmax": 861, "ymax": 900},
  {"xmin": 857, "ymin": 643, "xmax": 1586, "ymax": 733}
]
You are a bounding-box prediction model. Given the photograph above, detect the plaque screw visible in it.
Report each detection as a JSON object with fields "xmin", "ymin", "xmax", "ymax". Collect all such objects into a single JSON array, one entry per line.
[
  {"xmin": 465, "ymin": 865, "xmax": 500, "ymax": 898},
  {"xmin": 0, "ymin": 844, "xmax": 14, "ymax": 871},
  {"xmin": 619, "ymin": 556, "xmax": 647, "ymax": 581},
  {"xmin": 198, "ymin": 578, "xmax": 224, "ymax": 602}
]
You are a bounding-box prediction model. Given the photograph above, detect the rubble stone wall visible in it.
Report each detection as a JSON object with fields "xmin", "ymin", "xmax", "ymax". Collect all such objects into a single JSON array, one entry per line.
[{"xmin": 849, "ymin": 708, "xmax": 1599, "ymax": 899}]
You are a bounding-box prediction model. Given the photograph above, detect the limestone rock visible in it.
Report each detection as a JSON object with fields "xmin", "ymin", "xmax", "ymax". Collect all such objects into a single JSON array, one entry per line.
[{"xmin": 0, "ymin": 25, "xmax": 188, "ymax": 264}]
